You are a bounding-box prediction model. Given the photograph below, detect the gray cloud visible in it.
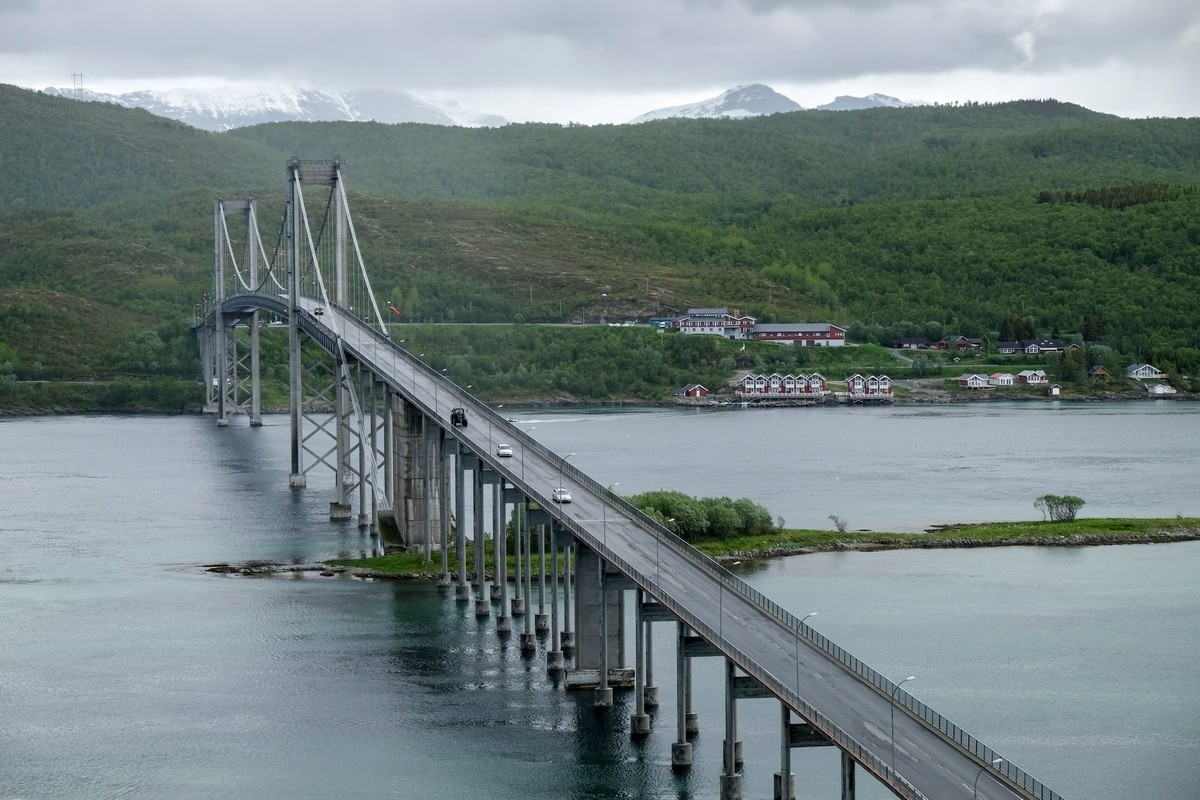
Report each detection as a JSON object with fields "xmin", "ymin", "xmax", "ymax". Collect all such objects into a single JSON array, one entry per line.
[{"xmin": 1, "ymin": 0, "xmax": 1197, "ymax": 120}]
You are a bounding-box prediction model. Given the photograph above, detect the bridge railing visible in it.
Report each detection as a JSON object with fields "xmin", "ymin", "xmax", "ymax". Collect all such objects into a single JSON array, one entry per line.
[
  {"xmin": 548, "ymin": 506, "xmax": 928, "ymax": 800},
  {"xmin": 310, "ymin": 313, "xmax": 1062, "ymax": 800},
  {"xmin": 515, "ymin": 417, "xmax": 1064, "ymax": 800}
]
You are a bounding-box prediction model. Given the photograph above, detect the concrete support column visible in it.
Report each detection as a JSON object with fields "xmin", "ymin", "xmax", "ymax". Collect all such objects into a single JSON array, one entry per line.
[
  {"xmin": 330, "ymin": 371, "xmax": 351, "ymax": 520},
  {"xmin": 437, "ymin": 436, "xmax": 454, "ymax": 587},
  {"xmin": 546, "ymin": 522, "xmax": 564, "ymax": 672},
  {"xmin": 671, "ymin": 621, "xmax": 693, "ymax": 772},
  {"xmin": 841, "ymin": 750, "xmax": 856, "ymax": 800},
  {"xmin": 630, "ymin": 588, "xmax": 651, "ymax": 738},
  {"xmin": 593, "ymin": 553, "xmax": 613, "ymax": 708},
  {"xmin": 511, "ymin": 500, "xmax": 525, "ymax": 616},
  {"xmin": 535, "ymin": 523, "xmax": 549, "ymax": 633},
  {"xmin": 774, "ymin": 703, "xmax": 795, "ymax": 800},
  {"xmin": 455, "ymin": 454, "xmax": 471, "ymax": 602},
  {"xmin": 393, "ymin": 400, "xmax": 426, "ymax": 547},
  {"xmin": 560, "ymin": 544, "xmax": 574, "ymax": 651},
  {"xmin": 249, "ymin": 310, "xmax": 262, "ymax": 427},
  {"xmin": 570, "ymin": 545, "xmax": 624, "ymax": 680},
  {"xmin": 356, "ymin": 369, "xmax": 369, "ymax": 528},
  {"xmin": 495, "ymin": 482, "xmax": 512, "ymax": 634},
  {"xmin": 721, "ymin": 659, "xmax": 742, "ymax": 800},
  {"xmin": 491, "ymin": 480, "xmax": 504, "ymax": 601},
  {"xmin": 473, "ymin": 466, "xmax": 490, "ymax": 618},
  {"xmin": 644, "ymin": 614, "xmax": 658, "ymax": 709},
  {"xmin": 520, "ymin": 501, "xmax": 536, "ymax": 654}
]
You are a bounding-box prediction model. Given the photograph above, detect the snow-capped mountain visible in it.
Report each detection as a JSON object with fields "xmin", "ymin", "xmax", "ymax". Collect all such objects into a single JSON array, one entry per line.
[
  {"xmin": 816, "ymin": 93, "xmax": 911, "ymax": 111},
  {"xmin": 630, "ymin": 84, "xmax": 803, "ymax": 123},
  {"xmin": 39, "ymin": 85, "xmax": 508, "ymax": 131}
]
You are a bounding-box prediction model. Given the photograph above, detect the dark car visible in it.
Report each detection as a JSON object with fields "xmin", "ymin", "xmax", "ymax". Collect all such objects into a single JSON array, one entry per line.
[{"xmin": 450, "ymin": 407, "xmax": 468, "ymax": 427}]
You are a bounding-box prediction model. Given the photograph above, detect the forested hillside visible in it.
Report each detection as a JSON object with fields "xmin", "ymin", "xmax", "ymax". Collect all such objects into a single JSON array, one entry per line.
[{"xmin": 2, "ymin": 83, "xmax": 1199, "ymax": 408}]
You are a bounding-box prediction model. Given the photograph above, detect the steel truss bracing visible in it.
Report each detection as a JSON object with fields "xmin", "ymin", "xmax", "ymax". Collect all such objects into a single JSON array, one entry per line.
[{"xmin": 198, "ymin": 160, "xmax": 392, "ymax": 534}]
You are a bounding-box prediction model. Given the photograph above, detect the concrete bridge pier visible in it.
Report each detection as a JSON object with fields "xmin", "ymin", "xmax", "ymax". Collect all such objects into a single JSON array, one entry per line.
[
  {"xmin": 630, "ymin": 588, "xmax": 651, "ymax": 738},
  {"xmin": 392, "ymin": 399, "xmax": 438, "ymax": 550},
  {"xmin": 519, "ymin": 501, "xmax": 537, "ymax": 654},
  {"xmin": 494, "ymin": 481, "xmax": 512, "ymax": 635},
  {"xmin": 560, "ymin": 542, "xmax": 574, "ymax": 652},
  {"xmin": 774, "ymin": 703, "xmax": 795, "ymax": 800},
  {"xmin": 643, "ymin": 614, "xmax": 658, "ymax": 708},
  {"xmin": 508, "ymin": 492, "xmax": 525, "ymax": 616},
  {"xmin": 473, "ymin": 465, "xmax": 490, "ymax": 618},
  {"xmin": 534, "ymin": 522, "xmax": 549, "ymax": 633},
  {"xmin": 247, "ymin": 309, "xmax": 262, "ymax": 427},
  {"xmin": 490, "ymin": 480, "xmax": 504, "ymax": 602},
  {"xmin": 454, "ymin": 453, "xmax": 474, "ymax": 602},
  {"xmin": 329, "ymin": 374, "xmax": 352, "ymax": 521},
  {"xmin": 569, "ymin": 545, "xmax": 626, "ymax": 693},
  {"xmin": 546, "ymin": 522, "xmax": 564, "ymax": 673},
  {"xmin": 841, "ymin": 751, "xmax": 856, "ymax": 800},
  {"xmin": 593, "ymin": 554, "xmax": 613, "ymax": 709},
  {"xmin": 721, "ymin": 659, "xmax": 743, "ymax": 800},
  {"xmin": 436, "ymin": 437, "xmax": 456, "ymax": 587},
  {"xmin": 671, "ymin": 620, "xmax": 694, "ymax": 772}
]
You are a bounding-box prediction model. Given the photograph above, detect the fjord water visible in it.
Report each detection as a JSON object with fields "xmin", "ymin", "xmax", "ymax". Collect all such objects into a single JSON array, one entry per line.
[{"xmin": 1, "ymin": 406, "xmax": 1197, "ymax": 800}]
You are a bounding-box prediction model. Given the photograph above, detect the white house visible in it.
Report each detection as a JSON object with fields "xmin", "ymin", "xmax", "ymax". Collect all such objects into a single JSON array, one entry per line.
[
  {"xmin": 1146, "ymin": 383, "xmax": 1177, "ymax": 395},
  {"xmin": 988, "ymin": 372, "xmax": 1015, "ymax": 387},
  {"xmin": 674, "ymin": 308, "xmax": 756, "ymax": 340},
  {"xmin": 1126, "ymin": 363, "xmax": 1165, "ymax": 380}
]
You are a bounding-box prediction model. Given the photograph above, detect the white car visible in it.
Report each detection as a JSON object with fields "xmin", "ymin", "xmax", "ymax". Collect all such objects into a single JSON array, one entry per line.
[
  {"xmin": 496, "ymin": 443, "xmax": 513, "ymax": 458},
  {"xmin": 551, "ymin": 487, "xmax": 572, "ymax": 503}
]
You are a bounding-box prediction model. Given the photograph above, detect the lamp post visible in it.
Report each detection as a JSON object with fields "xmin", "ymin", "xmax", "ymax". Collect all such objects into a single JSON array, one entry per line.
[
  {"xmin": 974, "ymin": 758, "xmax": 1003, "ymax": 799},
  {"xmin": 799, "ymin": 611, "xmax": 818, "ymax": 630},
  {"xmin": 890, "ymin": 675, "xmax": 916, "ymax": 772},
  {"xmin": 602, "ymin": 482, "xmax": 619, "ymax": 547},
  {"xmin": 558, "ymin": 453, "xmax": 575, "ymax": 495}
]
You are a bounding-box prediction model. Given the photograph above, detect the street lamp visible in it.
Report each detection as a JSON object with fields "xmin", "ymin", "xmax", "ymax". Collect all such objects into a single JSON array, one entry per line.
[
  {"xmin": 558, "ymin": 453, "xmax": 575, "ymax": 492},
  {"xmin": 974, "ymin": 758, "xmax": 1003, "ymax": 799},
  {"xmin": 800, "ymin": 611, "xmax": 818, "ymax": 630},
  {"xmin": 602, "ymin": 482, "xmax": 620, "ymax": 546},
  {"xmin": 890, "ymin": 675, "xmax": 916, "ymax": 772}
]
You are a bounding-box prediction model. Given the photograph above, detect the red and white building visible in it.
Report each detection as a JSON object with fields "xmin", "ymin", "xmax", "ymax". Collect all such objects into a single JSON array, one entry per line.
[
  {"xmin": 750, "ymin": 322, "xmax": 847, "ymax": 347},
  {"xmin": 738, "ymin": 372, "xmax": 828, "ymax": 397},
  {"xmin": 958, "ymin": 373, "xmax": 990, "ymax": 389},
  {"xmin": 845, "ymin": 374, "xmax": 892, "ymax": 397},
  {"xmin": 674, "ymin": 308, "xmax": 756, "ymax": 340},
  {"xmin": 1017, "ymin": 369, "xmax": 1048, "ymax": 384}
]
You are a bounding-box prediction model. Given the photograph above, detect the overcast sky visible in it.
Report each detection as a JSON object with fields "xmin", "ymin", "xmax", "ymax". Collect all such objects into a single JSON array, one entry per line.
[{"xmin": 2, "ymin": 0, "xmax": 1197, "ymax": 123}]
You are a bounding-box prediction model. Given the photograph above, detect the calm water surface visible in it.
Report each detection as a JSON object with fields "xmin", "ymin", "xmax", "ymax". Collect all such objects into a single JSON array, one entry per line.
[{"xmin": 1, "ymin": 407, "xmax": 1197, "ymax": 799}]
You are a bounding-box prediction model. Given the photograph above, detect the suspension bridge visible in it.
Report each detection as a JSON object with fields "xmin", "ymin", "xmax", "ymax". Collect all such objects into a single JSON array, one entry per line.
[{"xmin": 194, "ymin": 159, "xmax": 1067, "ymax": 800}]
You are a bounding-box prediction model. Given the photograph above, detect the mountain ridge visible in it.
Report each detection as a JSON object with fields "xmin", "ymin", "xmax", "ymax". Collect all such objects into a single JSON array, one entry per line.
[
  {"xmin": 38, "ymin": 85, "xmax": 509, "ymax": 131},
  {"xmin": 35, "ymin": 82, "xmax": 911, "ymax": 130}
]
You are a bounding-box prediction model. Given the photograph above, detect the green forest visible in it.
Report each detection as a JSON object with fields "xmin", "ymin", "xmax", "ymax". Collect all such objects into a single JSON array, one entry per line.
[{"xmin": 1, "ymin": 83, "xmax": 1199, "ymax": 410}]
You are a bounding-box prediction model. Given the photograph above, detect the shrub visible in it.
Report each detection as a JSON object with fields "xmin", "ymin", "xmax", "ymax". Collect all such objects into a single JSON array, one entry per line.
[{"xmin": 1034, "ymin": 494, "xmax": 1086, "ymax": 522}]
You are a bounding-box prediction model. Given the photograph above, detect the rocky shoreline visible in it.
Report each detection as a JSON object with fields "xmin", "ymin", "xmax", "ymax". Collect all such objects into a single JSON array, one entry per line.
[{"xmin": 202, "ymin": 528, "xmax": 1200, "ymax": 580}]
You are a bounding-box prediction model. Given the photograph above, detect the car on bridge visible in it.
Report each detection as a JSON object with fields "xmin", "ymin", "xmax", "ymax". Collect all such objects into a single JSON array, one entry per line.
[
  {"xmin": 496, "ymin": 443, "xmax": 512, "ymax": 458},
  {"xmin": 450, "ymin": 407, "xmax": 467, "ymax": 427},
  {"xmin": 552, "ymin": 487, "xmax": 572, "ymax": 503}
]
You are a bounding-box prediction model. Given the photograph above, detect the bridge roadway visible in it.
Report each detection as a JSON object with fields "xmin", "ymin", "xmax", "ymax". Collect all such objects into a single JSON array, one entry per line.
[{"xmin": 218, "ymin": 292, "xmax": 1057, "ymax": 800}]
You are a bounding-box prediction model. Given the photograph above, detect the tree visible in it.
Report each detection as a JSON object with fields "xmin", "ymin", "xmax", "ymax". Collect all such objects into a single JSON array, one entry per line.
[{"xmin": 1034, "ymin": 494, "xmax": 1085, "ymax": 522}]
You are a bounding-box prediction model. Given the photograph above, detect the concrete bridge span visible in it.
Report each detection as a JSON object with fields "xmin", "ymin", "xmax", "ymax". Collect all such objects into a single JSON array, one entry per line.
[{"xmin": 194, "ymin": 162, "xmax": 1066, "ymax": 800}]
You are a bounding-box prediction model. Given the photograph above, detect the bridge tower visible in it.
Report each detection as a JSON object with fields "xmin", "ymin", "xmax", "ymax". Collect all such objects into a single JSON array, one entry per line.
[{"xmin": 208, "ymin": 197, "xmax": 270, "ymax": 426}]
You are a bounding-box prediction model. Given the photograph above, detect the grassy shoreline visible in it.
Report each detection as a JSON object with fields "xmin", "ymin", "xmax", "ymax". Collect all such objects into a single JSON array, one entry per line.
[{"xmin": 311, "ymin": 517, "xmax": 1200, "ymax": 580}]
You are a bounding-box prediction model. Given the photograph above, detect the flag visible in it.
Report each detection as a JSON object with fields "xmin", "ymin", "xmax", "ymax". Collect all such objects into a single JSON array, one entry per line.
[{"xmin": 388, "ymin": 305, "xmax": 401, "ymax": 315}]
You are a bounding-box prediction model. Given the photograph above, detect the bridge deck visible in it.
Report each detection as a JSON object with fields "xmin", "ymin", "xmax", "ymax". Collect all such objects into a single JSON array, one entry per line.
[{"xmin": 212, "ymin": 294, "xmax": 1060, "ymax": 800}]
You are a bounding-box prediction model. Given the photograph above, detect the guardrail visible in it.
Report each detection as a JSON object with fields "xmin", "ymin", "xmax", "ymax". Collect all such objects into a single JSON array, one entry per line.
[{"xmin": 254, "ymin": 295, "xmax": 1064, "ymax": 800}]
